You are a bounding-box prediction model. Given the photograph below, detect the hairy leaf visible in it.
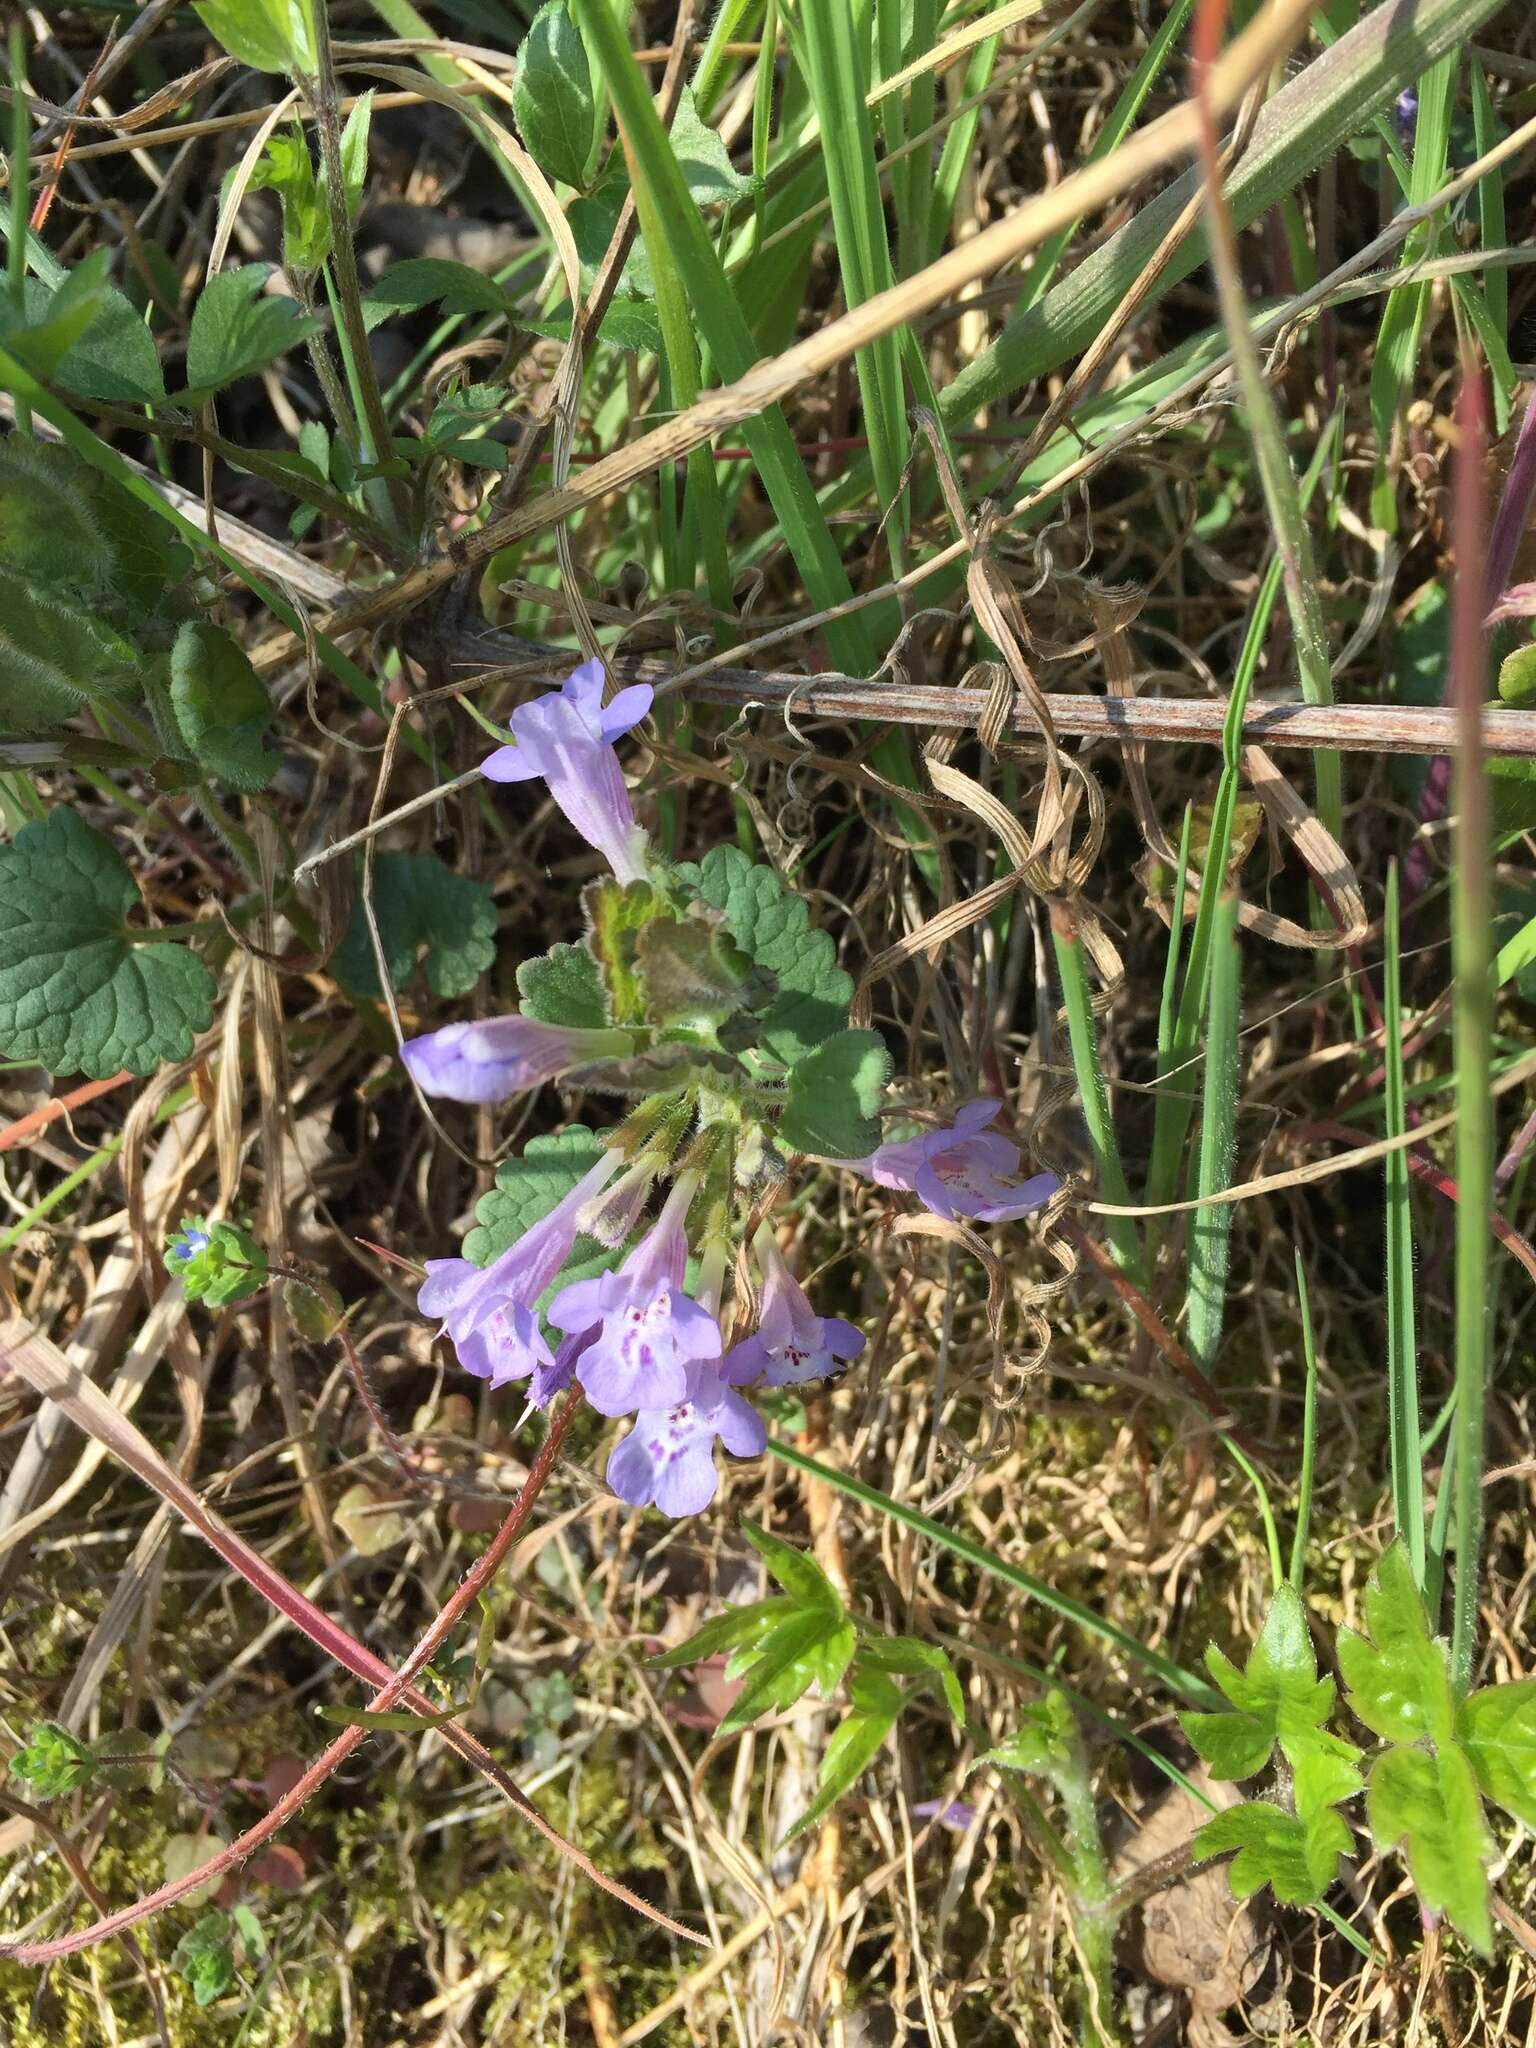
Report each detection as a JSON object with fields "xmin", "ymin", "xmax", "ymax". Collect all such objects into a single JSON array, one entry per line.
[
  {"xmin": 0, "ymin": 568, "xmax": 143, "ymax": 730},
  {"xmin": 173, "ymin": 1911, "xmax": 236, "ymax": 2007},
  {"xmin": 675, "ymin": 846, "xmax": 853, "ymax": 1060},
  {"xmin": 0, "ymin": 810, "xmax": 217, "ymax": 1078},
  {"xmin": 973, "ymin": 1689, "xmax": 1084, "ymax": 1796},
  {"xmin": 517, "ymin": 942, "xmax": 610, "ymax": 1029},
  {"xmin": 1459, "ymin": 1679, "xmax": 1536, "ymax": 1831},
  {"xmin": 180, "ymin": 265, "xmax": 320, "ymax": 401},
  {"xmin": 0, "ymin": 438, "xmax": 118, "ymax": 598},
  {"xmin": 167, "ymin": 622, "xmax": 275, "ymax": 790},
  {"xmin": 8, "ymin": 1721, "xmax": 96, "ymax": 1799},
  {"xmin": 777, "ymin": 1028, "xmax": 891, "ymax": 1160},
  {"xmin": 462, "ymin": 1124, "xmax": 609, "ymax": 1269},
  {"xmin": 585, "ymin": 877, "xmax": 667, "ymax": 1024},
  {"xmin": 635, "ymin": 913, "xmax": 767, "ymax": 1038},
  {"xmin": 667, "ymin": 87, "xmax": 754, "ymax": 205},
  {"xmin": 334, "ymin": 852, "xmax": 496, "ymax": 999},
  {"xmin": 1337, "ymin": 1541, "xmax": 1455, "ymax": 1747},
  {"xmin": 514, "ymin": 0, "xmax": 599, "ymax": 190},
  {"xmin": 1367, "ymin": 1742, "xmax": 1492, "ymax": 1954}
]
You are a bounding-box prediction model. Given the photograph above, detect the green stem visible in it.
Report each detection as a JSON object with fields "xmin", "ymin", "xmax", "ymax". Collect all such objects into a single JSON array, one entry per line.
[
  {"xmin": 7, "ymin": 25, "xmax": 30, "ymax": 435},
  {"xmin": 1290, "ymin": 1251, "xmax": 1320, "ymax": 1593},
  {"xmin": 1050, "ymin": 905, "xmax": 1142, "ymax": 1280}
]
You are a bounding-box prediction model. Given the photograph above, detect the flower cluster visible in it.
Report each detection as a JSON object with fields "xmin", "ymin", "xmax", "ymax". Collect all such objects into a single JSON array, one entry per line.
[{"xmin": 404, "ymin": 660, "xmax": 1060, "ymax": 1517}]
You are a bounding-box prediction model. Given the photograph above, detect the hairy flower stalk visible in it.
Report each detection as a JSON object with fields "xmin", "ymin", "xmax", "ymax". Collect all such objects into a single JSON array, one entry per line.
[{"xmin": 481, "ymin": 658, "xmax": 654, "ymax": 883}]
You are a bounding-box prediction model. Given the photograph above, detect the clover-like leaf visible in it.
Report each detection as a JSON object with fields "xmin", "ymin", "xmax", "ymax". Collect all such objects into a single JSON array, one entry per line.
[
  {"xmin": 1337, "ymin": 1541, "xmax": 1455, "ymax": 1748},
  {"xmin": 1195, "ymin": 1799, "xmax": 1352, "ymax": 1906},
  {"xmin": 517, "ymin": 942, "xmax": 610, "ymax": 1029},
  {"xmin": 167, "ymin": 622, "xmax": 275, "ymax": 791},
  {"xmin": 676, "ymin": 846, "xmax": 853, "ymax": 1061},
  {"xmin": 1180, "ymin": 1583, "xmax": 1343, "ymax": 1783},
  {"xmin": 777, "ymin": 1028, "xmax": 891, "ymax": 1160},
  {"xmin": 1458, "ymin": 1679, "xmax": 1536, "ymax": 1832},
  {"xmin": 0, "ymin": 810, "xmax": 217, "ymax": 1078},
  {"xmin": 334, "ymin": 852, "xmax": 496, "ymax": 1000},
  {"xmin": 1367, "ymin": 1742, "xmax": 1493, "ymax": 1955}
]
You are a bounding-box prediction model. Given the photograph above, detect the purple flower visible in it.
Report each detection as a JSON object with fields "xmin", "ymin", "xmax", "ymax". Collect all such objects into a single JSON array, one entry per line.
[
  {"xmin": 481, "ymin": 658, "xmax": 654, "ymax": 884},
  {"xmin": 723, "ymin": 1235, "xmax": 864, "ymax": 1389},
  {"xmin": 546, "ymin": 1177, "xmax": 720, "ymax": 1417},
  {"xmin": 607, "ymin": 1363, "xmax": 767, "ymax": 1517},
  {"xmin": 862, "ymin": 1100, "xmax": 1058, "ymax": 1224},
  {"xmin": 401, "ymin": 1014, "xmax": 629, "ymax": 1104},
  {"xmin": 912, "ymin": 1798, "xmax": 978, "ymax": 1833},
  {"xmin": 418, "ymin": 1148, "xmax": 622, "ymax": 1388}
]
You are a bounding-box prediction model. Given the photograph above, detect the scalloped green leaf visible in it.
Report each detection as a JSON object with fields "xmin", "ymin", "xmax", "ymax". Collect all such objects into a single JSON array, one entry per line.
[
  {"xmin": 0, "ymin": 810, "xmax": 217, "ymax": 1078},
  {"xmin": 675, "ymin": 845, "xmax": 852, "ymax": 1061},
  {"xmin": 777, "ymin": 1028, "xmax": 890, "ymax": 1160},
  {"xmin": 334, "ymin": 853, "xmax": 496, "ymax": 999},
  {"xmin": 461, "ymin": 1125, "xmax": 608, "ymax": 1267}
]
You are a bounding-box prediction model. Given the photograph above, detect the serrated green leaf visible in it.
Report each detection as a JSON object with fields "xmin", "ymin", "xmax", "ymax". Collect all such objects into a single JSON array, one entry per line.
[
  {"xmin": 742, "ymin": 1518, "xmax": 843, "ymax": 1614},
  {"xmin": 167, "ymin": 622, "xmax": 275, "ymax": 791},
  {"xmin": 180, "ymin": 265, "xmax": 320, "ymax": 401},
  {"xmin": 972, "ymin": 1689, "xmax": 1083, "ymax": 1794},
  {"xmin": 1459, "ymin": 1679, "xmax": 1536, "ymax": 1830},
  {"xmin": 857, "ymin": 1634, "xmax": 965, "ymax": 1725},
  {"xmin": 0, "ymin": 438, "xmax": 119, "ymax": 598},
  {"xmin": 777, "ymin": 1028, "xmax": 891, "ymax": 1159},
  {"xmin": 334, "ymin": 852, "xmax": 496, "ymax": 1000},
  {"xmin": 716, "ymin": 1608, "xmax": 857, "ymax": 1736},
  {"xmin": 0, "ymin": 810, "xmax": 217, "ymax": 1078},
  {"xmin": 676, "ymin": 846, "xmax": 852, "ymax": 1060},
  {"xmin": 648, "ymin": 1598, "xmax": 788, "ymax": 1671},
  {"xmin": 782, "ymin": 1668, "xmax": 903, "ymax": 1843},
  {"xmin": 192, "ymin": 0, "xmax": 314, "ymax": 73},
  {"xmin": 364, "ymin": 258, "xmax": 514, "ymax": 330},
  {"xmin": 9, "ymin": 1720, "xmax": 96, "ymax": 1799},
  {"xmin": 514, "ymin": 0, "xmax": 599, "ymax": 190},
  {"xmin": 517, "ymin": 942, "xmax": 610, "ymax": 1028},
  {"xmin": 0, "ymin": 566, "xmax": 143, "ymax": 730},
  {"xmin": 173, "ymin": 1910, "xmax": 236, "ymax": 2006},
  {"xmin": 1367, "ymin": 1742, "xmax": 1493, "ymax": 1954},
  {"xmin": 1195, "ymin": 1799, "xmax": 1350, "ymax": 1906},
  {"xmin": 1180, "ymin": 1584, "xmax": 1339, "ymax": 1783},
  {"xmin": 1337, "ymin": 1541, "xmax": 1455, "ymax": 1747}
]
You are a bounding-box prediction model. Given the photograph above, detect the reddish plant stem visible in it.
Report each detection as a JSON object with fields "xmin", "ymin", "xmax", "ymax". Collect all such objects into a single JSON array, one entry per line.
[
  {"xmin": 0, "ymin": 1069, "xmax": 134, "ymax": 1154},
  {"xmin": 0, "ymin": 1385, "xmax": 700, "ymax": 1963}
]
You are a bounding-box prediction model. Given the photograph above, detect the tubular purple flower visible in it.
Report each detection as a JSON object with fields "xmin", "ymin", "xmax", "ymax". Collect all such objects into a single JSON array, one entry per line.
[
  {"xmin": 546, "ymin": 1174, "xmax": 721, "ymax": 1417},
  {"xmin": 481, "ymin": 657, "xmax": 654, "ymax": 883},
  {"xmin": 417, "ymin": 1148, "xmax": 622, "ymax": 1388},
  {"xmin": 401, "ymin": 1014, "xmax": 630, "ymax": 1104},
  {"xmin": 861, "ymin": 1100, "xmax": 1059, "ymax": 1224},
  {"xmin": 607, "ymin": 1366, "xmax": 766, "ymax": 1518},
  {"xmin": 723, "ymin": 1232, "xmax": 864, "ymax": 1389}
]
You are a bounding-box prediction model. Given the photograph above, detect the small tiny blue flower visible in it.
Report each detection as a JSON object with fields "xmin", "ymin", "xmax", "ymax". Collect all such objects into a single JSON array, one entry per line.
[{"xmin": 168, "ymin": 1224, "xmax": 211, "ymax": 1266}]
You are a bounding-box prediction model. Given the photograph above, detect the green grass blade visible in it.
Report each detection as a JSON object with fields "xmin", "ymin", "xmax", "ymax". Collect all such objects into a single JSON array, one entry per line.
[
  {"xmin": 1186, "ymin": 894, "xmax": 1240, "ymax": 1371},
  {"xmin": 1290, "ymin": 1252, "xmax": 1320, "ymax": 1593},
  {"xmin": 940, "ymin": 0, "xmax": 1504, "ymax": 425},
  {"xmin": 575, "ymin": 0, "xmax": 886, "ymax": 670},
  {"xmin": 1383, "ymin": 858, "xmax": 1427, "ymax": 1586},
  {"xmin": 1050, "ymin": 909, "xmax": 1141, "ymax": 1279},
  {"xmin": 782, "ymin": 0, "xmax": 910, "ymax": 563},
  {"xmin": 769, "ymin": 1438, "xmax": 1215, "ymax": 1704},
  {"xmin": 1471, "ymin": 61, "xmax": 1508, "ymax": 346},
  {"xmin": 1368, "ymin": 50, "xmax": 1456, "ymax": 532}
]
